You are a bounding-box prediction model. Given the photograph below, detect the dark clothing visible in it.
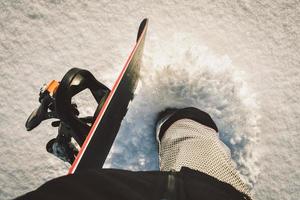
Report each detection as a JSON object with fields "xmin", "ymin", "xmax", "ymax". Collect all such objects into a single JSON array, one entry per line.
[{"xmin": 16, "ymin": 167, "xmax": 250, "ymax": 200}]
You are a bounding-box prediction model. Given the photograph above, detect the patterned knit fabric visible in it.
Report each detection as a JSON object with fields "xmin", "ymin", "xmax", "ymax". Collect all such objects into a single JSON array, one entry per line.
[{"xmin": 157, "ymin": 119, "xmax": 251, "ymax": 198}]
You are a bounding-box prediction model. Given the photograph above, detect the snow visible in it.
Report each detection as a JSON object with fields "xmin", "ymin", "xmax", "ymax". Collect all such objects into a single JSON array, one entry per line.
[{"xmin": 0, "ymin": 0, "xmax": 299, "ymax": 199}]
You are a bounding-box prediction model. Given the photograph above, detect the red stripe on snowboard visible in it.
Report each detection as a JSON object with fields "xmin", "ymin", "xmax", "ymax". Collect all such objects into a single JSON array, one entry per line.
[{"xmin": 68, "ymin": 24, "xmax": 147, "ymax": 174}]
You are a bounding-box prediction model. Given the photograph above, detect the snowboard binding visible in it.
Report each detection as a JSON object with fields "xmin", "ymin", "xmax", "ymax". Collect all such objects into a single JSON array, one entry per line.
[{"xmin": 26, "ymin": 68, "xmax": 110, "ymax": 164}]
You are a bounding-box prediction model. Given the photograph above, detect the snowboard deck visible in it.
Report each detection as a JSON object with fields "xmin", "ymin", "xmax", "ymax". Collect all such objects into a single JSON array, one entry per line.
[{"xmin": 68, "ymin": 19, "xmax": 148, "ymax": 174}]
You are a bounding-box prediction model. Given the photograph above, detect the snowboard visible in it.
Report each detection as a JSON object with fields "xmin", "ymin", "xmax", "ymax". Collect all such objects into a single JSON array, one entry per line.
[{"xmin": 68, "ymin": 18, "xmax": 149, "ymax": 174}]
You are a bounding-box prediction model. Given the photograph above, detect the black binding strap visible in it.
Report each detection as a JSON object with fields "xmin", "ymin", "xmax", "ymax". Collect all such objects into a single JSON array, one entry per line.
[{"xmin": 55, "ymin": 68, "xmax": 110, "ymax": 145}]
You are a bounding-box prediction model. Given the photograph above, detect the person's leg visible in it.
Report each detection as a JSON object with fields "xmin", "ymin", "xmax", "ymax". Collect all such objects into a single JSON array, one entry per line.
[{"xmin": 156, "ymin": 107, "xmax": 251, "ymax": 197}]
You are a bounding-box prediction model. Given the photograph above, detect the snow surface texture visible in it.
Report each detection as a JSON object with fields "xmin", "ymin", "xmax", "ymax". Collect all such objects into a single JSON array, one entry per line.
[{"xmin": 0, "ymin": 0, "xmax": 299, "ymax": 199}]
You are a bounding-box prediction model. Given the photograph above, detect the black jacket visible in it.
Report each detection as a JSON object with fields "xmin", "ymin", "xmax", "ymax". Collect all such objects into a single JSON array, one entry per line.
[{"xmin": 16, "ymin": 167, "xmax": 250, "ymax": 200}]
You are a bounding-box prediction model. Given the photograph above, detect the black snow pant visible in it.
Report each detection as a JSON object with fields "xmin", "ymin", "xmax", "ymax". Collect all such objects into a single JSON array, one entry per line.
[{"xmin": 16, "ymin": 167, "xmax": 250, "ymax": 200}]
